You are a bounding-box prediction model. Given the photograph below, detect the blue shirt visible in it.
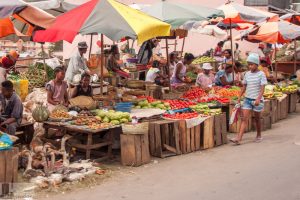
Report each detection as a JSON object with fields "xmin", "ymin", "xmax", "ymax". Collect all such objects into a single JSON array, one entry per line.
[
  {"xmin": 215, "ymin": 70, "xmax": 233, "ymax": 86},
  {"xmin": 242, "ymin": 71, "xmax": 267, "ymax": 100}
]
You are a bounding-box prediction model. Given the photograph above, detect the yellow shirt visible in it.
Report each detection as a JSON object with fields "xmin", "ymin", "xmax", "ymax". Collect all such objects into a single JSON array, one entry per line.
[{"xmin": 258, "ymin": 65, "xmax": 270, "ymax": 78}]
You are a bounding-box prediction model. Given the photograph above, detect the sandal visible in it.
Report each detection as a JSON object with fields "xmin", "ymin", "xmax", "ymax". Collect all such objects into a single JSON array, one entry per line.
[
  {"xmin": 254, "ymin": 137, "xmax": 263, "ymax": 143},
  {"xmin": 230, "ymin": 138, "xmax": 241, "ymax": 145}
]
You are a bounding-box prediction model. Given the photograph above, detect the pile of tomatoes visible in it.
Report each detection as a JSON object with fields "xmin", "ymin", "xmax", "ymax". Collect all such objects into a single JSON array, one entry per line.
[
  {"xmin": 164, "ymin": 100, "xmax": 196, "ymax": 110},
  {"xmin": 163, "ymin": 112, "xmax": 199, "ymax": 119},
  {"xmin": 137, "ymin": 95, "xmax": 155, "ymax": 103},
  {"xmin": 197, "ymin": 97, "xmax": 230, "ymax": 104},
  {"xmin": 182, "ymin": 88, "xmax": 207, "ymax": 100},
  {"xmin": 216, "ymin": 88, "xmax": 240, "ymax": 98}
]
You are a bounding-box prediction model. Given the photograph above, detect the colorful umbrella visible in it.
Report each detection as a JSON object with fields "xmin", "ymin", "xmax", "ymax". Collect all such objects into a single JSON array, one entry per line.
[
  {"xmin": 246, "ymin": 20, "xmax": 300, "ymax": 44},
  {"xmin": 0, "ymin": 0, "xmax": 55, "ymax": 39},
  {"xmin": 33, "ymin": 0, "xmax": 171, "ymax": 44},
  {"xmin": 141, "ymin": 1, "xmax": 224, "ymax": 29},
  {"xmin": 218, "ymin": 2, "xmax": 278, "ymax": 24},
  {"xmin": 280, "ymin": 13, "xmax": 300, "ymax": 26}
]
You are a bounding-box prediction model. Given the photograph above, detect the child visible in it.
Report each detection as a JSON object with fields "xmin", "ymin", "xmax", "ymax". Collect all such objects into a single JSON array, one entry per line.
[
  {"xmin": 46, "ymin": 67, "xmax": 69, "ymax": 111},
  {"xmin": 146, "ymin": 60, "xmax": 168, "ymax": 86},
  {"xmin": 230, "ymin": 54, "xmax": 267, "ymax": 145},
  {"xmin": 71, "ymin": 73, "xmax": 93, "ymax": 98},
  {"xmin": 196, "ymin": 63, "xmax": 214, "ymax": 90}
]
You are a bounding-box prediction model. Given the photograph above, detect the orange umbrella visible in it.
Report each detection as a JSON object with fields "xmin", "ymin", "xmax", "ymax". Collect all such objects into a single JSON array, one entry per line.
[
  {"xmin": 246, "ymin": 20, "xmax": 300, "ymax": 44},
  {"xmin": 281, "ymin": 13, "xmax": 300, "ymax": 26}
]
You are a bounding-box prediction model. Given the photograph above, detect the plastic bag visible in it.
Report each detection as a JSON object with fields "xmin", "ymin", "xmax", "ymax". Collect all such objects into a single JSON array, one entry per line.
[
  {"xmin": 0, "ymin": 132, "xmax": 13, "ymax": 151},
  {"xmin": 229, "ymin": 103, "xmax": 241, "ymax": 125}
]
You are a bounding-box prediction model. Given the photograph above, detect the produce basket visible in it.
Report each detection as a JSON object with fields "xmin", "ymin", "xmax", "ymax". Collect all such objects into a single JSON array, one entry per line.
[
  {"xmin": 126, "ymin": 80, "xmax": 145, "ymax": 89},
  {"xmin": 124, "ymin": 89, "xmax": 146, "ymax": 96}
]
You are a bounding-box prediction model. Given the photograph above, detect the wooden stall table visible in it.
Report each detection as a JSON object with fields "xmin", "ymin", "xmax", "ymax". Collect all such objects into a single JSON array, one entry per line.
[{"xmin": 65, "ymin": 125, "xmax": 118, "ymax": 160}]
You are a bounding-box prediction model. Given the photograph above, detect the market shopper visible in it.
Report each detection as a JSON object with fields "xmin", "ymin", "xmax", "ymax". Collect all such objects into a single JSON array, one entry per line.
[
  {"xmin": 0, "ymin": 80, "xmax": 23, "ymax": 135},
  {"xmin": 233, "ymin": 61, "xmax": 243, "ymax": 86},
  {"xmin": 171, "ymin": 53, "xmax": 195, "ymax": 84},
  {"xmin": 258, "ymin": 58, "xmax": 275, "ymax": 83},
  {"xmin": 223, "ymin": 49, "xmax": 233, "ymax": 64},
  {"xmin": 46, "ymin": 67, "xmax": 69, "ymax": 111},
  {"xmin": 214, "ymin": 41, "xmax": 224, "ymax": 57},
  {"xmin": 230, "ymin": 54, "xmax": 267, "ymax": 145},
  {"xmin": 215, "ymin": 63, "xmax": 234, "ymax": 86},
  {"xmin": 196, "ymin": 63, "xmax": 215, "ymax": 90},
  {"xmin": 107, "ymin": 45, "xmax": 129, "ymax": 78},
  {"xmin": 71, "ymin": 73, "xmax": 93, "ymax": 98},
  {"xmin": 65, "ymin": 42, "xmax": 91, "ymax": 84}
]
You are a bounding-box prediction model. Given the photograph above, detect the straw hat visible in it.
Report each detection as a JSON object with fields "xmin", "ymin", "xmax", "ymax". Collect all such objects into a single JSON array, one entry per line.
[{"xmin": 202, "ymin": 63, "xmax": 213, "ymax": 70}]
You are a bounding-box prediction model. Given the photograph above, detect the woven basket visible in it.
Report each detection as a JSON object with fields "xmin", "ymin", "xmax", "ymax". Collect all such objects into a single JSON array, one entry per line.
[
  {"xmin": 124, "ymin": 89, "xmax": 146, "ymax": 96},
  {"xmin": 162, "ymin": 91, "xmax": 183, "ymax": 100},
  {"xmin": 69, "ymin": 96, "xmax": 97, "ymax": 110},
  {"xmin": 127, "ymin": 80, "xmax": 145, "ymax": 89}
]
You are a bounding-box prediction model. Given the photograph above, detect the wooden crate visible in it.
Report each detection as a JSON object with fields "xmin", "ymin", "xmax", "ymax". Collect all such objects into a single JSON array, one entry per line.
[
  {"xmin": 228, "ymin": 104, "xmax": 252, "ymax": 133},
  {"xmin": 149, "ymin": 120, "xmax": 181, "ymax": 158},
  {"xmin": 262, "ymin": 100, "xmax": 271, "ymax": 117},
  {"xmin": 277, "ymin": 96, "xmax": 288, "ymax": 120},
  {"xmin": 252, "ymin": 115, "xmax": 272, "ymax": 132},
  {"xmin": 201, "ymin": 117, "xmax": 215, "ymax": 150},
  {"xmin": 213, "ymin": 113, "xmax": 228, "ymax": 146},
  {"xmin": 0, "ymin": 148, "xmax": 19, "ymax": 196},
  {"xmin": 288, "ymin": 93, "xmax": 298, "ymax": 113},
  {"xmin": 178, "ymin": 119, "xmax": 203, "ymax": 154},
  {"xmin": 270, "ymin": 99, "xmax": 278, "ymax": 124},
  {"xmin": 120, "ymin": 132, "xmax": 150, "ymax": 167}
]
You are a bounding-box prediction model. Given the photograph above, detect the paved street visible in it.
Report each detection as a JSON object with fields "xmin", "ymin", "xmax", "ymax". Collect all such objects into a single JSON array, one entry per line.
[{"xmin": 47, "ymin": 107, "xmax": 300, "ymax": 200}]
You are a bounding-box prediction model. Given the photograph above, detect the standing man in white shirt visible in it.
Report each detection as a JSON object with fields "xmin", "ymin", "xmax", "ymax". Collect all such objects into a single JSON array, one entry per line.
[{"xmin": 65, "ymin": 42, "xmax": 91, "ymax": 84}]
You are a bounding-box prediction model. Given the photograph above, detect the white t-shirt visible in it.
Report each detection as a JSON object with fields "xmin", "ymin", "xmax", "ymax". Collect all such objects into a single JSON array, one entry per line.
[{"xmin": 146, "ymin": 68, "xmax": 160, "ymax": 82}]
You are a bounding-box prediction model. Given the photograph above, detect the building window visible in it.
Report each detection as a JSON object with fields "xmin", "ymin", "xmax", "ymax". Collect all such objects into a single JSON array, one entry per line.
[{"xmin": 244, "ymin": 0, "xmax": 268, "ymax": 6}]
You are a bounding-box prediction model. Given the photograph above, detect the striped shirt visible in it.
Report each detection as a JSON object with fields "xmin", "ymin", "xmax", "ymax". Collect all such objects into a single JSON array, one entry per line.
[{"xmin": 242, "ymin": 71, "xmax": 267, "ymax": 100}]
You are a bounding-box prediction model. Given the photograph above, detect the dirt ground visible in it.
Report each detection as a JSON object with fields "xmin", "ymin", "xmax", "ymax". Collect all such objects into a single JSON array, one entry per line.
[{"xmin": 30, "ymin": 106, "xmax": 300, "ymax": 200}]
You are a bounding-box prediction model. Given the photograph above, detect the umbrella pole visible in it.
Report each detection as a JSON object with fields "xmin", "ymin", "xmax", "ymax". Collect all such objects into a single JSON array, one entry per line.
[
  {"xmin": 89, "ymin": 34, "xmax": 93, "ymax": 59},
  {"xmin": 275, "ymin": 44, "xmax": 278, "ymax": 80},
  {"xmin": 100, "ymin": 34, "xmax": 104, "ymax": 95},
  {"xmin": 181, "ymin": 37, "xmax": 186, "ymax": 58},
  {"xmin": 165, "ymin": 39, "xmax": 171, "ymax": 90},
  {"xmin": 229, "ymin": 19, "xmax": 235, "ymax": 85},
  {"xmin": 294, "ymin": 40, "xmax": 297, "ymax": 74},
  {"xmin": 41, "ymin": 44, "xmax": 48, "ymax": 81}
]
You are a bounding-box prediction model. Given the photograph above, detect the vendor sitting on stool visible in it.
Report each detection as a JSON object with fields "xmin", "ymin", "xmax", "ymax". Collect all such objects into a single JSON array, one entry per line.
[
  {"xmin": 0, "ymin": 80, "xmax": 23, "ymax": 135},
  {"xmin": 146, "ymin": 60, "xmax": 169, "ymax": 86},
  {"xmin": 71, "ymin": 73, "xmax": 93, "ymax": 98},
  {"xmin": 46, "ymin": 67, "xmax": 69, "ymax": 111}
]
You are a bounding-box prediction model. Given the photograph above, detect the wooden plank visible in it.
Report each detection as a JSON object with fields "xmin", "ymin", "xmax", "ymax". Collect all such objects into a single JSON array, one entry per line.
[
  {"xmin": 12, "ymin": 148, "xmax": 19, "ymax": 183},
  {"xmin": 120, "ymin": 134, "xmax": 136, "ymax": 166},
  {"xmin": 262, "ymin": 100, "xmax": 271, "ymax": 116},
  {"xmin": 178, "ymin": 120, "xmax": 187, "ymax": 154},
  {"xmin": 169, "ymin": 124, "xmax": 175, "ymax": 147},
  {"xmin": 164, "ymin": 124, "xmax": 170, "ymax": 146},
  {"xmin": 141, "ymin": 132, "xmax": 150, "ymax": 165},
  {"xmin": 134, "ymin": 135, "xmax": 142, "ymax": 166},
  {"xmin": 174, "ymin": 122, "xmax": 181, "ymax": 154},
  {"xmin": 154, "ymin": 124, "xmax": 162, "ymax": 157},
  {"xmin": 221, "ymin": 113, "xmax": 228, "ymax": 144},
  {"xmin": 214, "ymin": 115, "xmax": 222, "ymax": 146},
  {"xmin": 195, "ymin": 125, "xmax": 201, "ymax": 150},
  {"xmin": 190, "ymin": 126, "xmax": 195, "ymax": 152},
  {"xmin": 186, "ymin": 127, "xmax": 191, "ymax": 153},
  {"xmin": 161, "ymin": 124, "xmax": 166, "ymax": 150},
  {"xmin": 289, "ymin": 93, "xmax": 297, "ymax": 113},
  {"xmin": 163, "ymin": 144, "xmax": 177, "ymax": 154},
  {"xmin": 0, "ymin": 150, "xmax": 6, "ymax": 184},
  {"xmin": 203, "ymin": 117, "xmax": 214, "ymax": 149},
  {"xmin": 271, "ymin": 99, "xmax": 278, "ymax": 123},
  {"xmin": 148, "ymin": 123, "xmax": 156, "ymax": 156}
]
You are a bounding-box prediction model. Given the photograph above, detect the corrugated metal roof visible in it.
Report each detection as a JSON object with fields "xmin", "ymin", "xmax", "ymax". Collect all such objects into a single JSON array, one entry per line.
[{"xmin": 244, "ymin": 0, "xmax": 268, "ymax": 6}]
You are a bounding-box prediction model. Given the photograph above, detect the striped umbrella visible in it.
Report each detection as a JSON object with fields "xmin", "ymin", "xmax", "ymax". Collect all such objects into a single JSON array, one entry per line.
[
  {"xmin": 281, "ymin": 13, "xmax": 300, "ymax": 26},
  {"xmin": 141, "ymin": 1, "xmax": 223, "ymax": 29},
  {"xmin": 246, "ymin": 20, "xmax": 300, "ymax": 44},
  {"xmin": 33, "ymin": 0, "xmax": 171, "ymax": 44},
  {"xmin": 0, "ymin": 0, "xmax": 55, "ymax": 39}
]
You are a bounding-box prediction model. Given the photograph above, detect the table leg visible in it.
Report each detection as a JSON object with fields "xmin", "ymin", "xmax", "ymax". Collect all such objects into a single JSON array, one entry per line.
[
  {"xmin": 107, "ymin": 129, "xmax": 114, "ymax": 159},
  {"xmin": 44, "ymin": 126, "xmax": 49, "ymax": 138},
  {"xmin": 86, "ymin": 133, "xmax": 92, "ymax": 159}
]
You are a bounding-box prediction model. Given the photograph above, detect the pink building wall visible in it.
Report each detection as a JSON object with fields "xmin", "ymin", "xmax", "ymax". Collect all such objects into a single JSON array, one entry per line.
[{"xmin": 63, "ymin": 0, "xmax": 261, "ymax": 59}]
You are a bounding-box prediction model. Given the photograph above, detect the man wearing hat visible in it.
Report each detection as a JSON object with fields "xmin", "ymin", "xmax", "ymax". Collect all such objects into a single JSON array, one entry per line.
[
  {"xmin": 65, "ymin": 41, "xmax": 91, "ymax": 84},
  {"xmin": 196, "ymin": 63, "xmax": 215, "ymax": 89}
]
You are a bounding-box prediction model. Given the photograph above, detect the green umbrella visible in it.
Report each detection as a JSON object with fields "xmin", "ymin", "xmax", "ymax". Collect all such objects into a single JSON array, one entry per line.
[{"xmin": 142, "ymin": 1, "xmax": 224, "ymax": 29}]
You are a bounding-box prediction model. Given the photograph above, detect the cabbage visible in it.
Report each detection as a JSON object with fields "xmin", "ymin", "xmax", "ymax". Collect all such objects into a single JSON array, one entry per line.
[
  {"xmin": 111, "ymin": 120, "xmax": 120, "ymax": 125},
  {"xmin": 120, "ymin": 118, "xmax": 129, "ymax": 123}
]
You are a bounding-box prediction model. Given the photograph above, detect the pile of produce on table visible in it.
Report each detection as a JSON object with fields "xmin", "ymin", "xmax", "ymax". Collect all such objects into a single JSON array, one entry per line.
[
  {"xmin": 70, "ymin": 116, "xmax": 111, "ymax": 130},
  {"xmin": 182, "ymin": 88, "xmax": 207, "ymax": 100},
  {"xmin": 163, "ymin": 99, "xmax": 196, "ymax": 110},
  {"xmin": 192, "ymin": 56, "xmax": 216, "ymax": 65},
  {"xmin": 190, "ymin": 104, "xmax": 222, "ymax": 116},
  {"xmin": 274, "ymin": 84, "xmax": 298, "ymax": 94},
  {"xmin": 134, "ymin": 99, "xmax": 171, "ymax": 110},
  {"xmin": 50, "ymin": 110, "xmax": 71, "ymax": 120},
  {"xmin": 186, "ymin": 71, "xmax": 197, "ymax": 82},
  {"xmin": 92, "ymin": 109, "xmax": 132, "ymax": 125},
  {"xmin": 214, "ymin": 86, "xmax": 240, "ymax": 99},
  {"xmin": 163, "ymin": 112, "xmax": 199, "ymax": 120}
]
